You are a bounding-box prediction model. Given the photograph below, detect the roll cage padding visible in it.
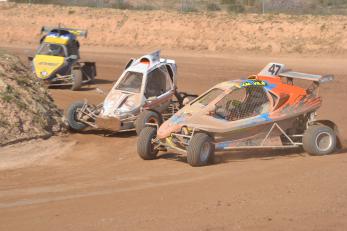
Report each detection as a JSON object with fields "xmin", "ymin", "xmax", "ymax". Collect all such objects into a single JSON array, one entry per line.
[{"xmin": 166, "ymin": 64, "xmax": 175, "ymax": 84}]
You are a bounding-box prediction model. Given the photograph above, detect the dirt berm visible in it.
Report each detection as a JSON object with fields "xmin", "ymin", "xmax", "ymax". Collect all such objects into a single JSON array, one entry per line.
[
  {"xmin": 0, "ymin": 52, "xmax": 64, "ymax": 146},
  {"xmin": 1, "ymin": 3, "xmax": 347, "ymax": 54}
]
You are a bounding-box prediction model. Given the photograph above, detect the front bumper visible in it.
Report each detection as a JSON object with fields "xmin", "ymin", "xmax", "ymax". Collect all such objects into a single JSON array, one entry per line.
[
  {"xmin": 153, "ymin": 131, "xmax": 195, "ymax": 154},
  {"xmin": 43, "ymin": 74, "xmax": 74, "ymax": 86},
  {"xmin": 96, "ymin": 117, "xmax": 121, "ymax": 131},
  {"xmin": 78, "ymin": 102, "xmax": 138, "ymax": 131}
]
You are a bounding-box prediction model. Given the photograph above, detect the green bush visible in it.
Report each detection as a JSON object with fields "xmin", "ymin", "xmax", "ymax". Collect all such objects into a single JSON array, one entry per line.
[
  {"xmin": 8, "ymin": 0, "xmax": 347, "ymax": 14},
  {"xmin": 111, "ymin": 0, "xmax": 133, "ymax": 10},
  {"xmin": 227, "ymin": 4, "xmax": 245, "ymax": 13},
  {"xmin": 133, "ymin": 3, "xmax": 157, "ymax": 11},
  {"xmin": 180, "ymin": 5, "xmax": 198, "ymax": 12},
  {"xmin": 179, "ymin": 0, "xmax": 198, "ymax": 12},
  {"xmin": 207, "ymin": 3, "xmax": 221, "ymax": 11},
  {"xmin": 221, "ymin": 0, "xmax": 236, "ymax": 4}
]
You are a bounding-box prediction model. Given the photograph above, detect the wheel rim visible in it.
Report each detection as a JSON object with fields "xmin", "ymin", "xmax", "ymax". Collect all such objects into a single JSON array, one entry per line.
[
  {"xmin": 74, "ymin": 108, "xmax": 82, "ymax": 121},
  {"xmin": 200, "ymin": 142, "xmax": 211, "ymax": 162},
  {"xmin": 315, "ymin": 132, "xmax": 332, "ymax": 152},
  {"xmin": 150, "ymin": 135, "xmax": 157, "ymax": 154},
  {"xmin": 148, "ymin": 116, "xmax": 158, "ymax": 124}
]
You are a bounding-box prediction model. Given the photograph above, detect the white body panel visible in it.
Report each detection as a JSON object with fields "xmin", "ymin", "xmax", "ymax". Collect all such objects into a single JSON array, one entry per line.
[
  {"xmin": 258, "ymin": 63, "xmax": 287, "ymax": 77},
  {"xmin": 99, "ymin": 50, "xmax": 177, "ymax": 119}
]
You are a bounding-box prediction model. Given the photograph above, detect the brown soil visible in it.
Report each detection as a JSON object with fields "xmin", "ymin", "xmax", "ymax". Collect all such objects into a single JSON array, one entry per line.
[
  {"xmin": 0, "ymin": 52, "xmax": 64, "ymax": 146},
  {"xmin": 0, "ymin": 45, "xmax": 346, "ymax": 230},
  {"xmin": 1, "ymin": 3, "xmax": 347, "ymax": 54}
]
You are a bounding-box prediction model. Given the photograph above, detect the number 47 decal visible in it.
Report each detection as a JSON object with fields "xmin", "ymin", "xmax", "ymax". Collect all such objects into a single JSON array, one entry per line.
[{"xmin": 268, "ymin": 64, "xmax": 282, "ymax": 75}]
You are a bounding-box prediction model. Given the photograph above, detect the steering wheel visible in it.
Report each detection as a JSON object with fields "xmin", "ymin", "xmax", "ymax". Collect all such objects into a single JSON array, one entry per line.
[
  {"xmin": 214, "ymin": 100, "xmax": 242, "ymax": 120},
  {"xmin": 226, "ymin": 100, "xmax": 243, "ymax": 120},
  {"xmin": 231, "ymin": 100, "xmax": 241, "ymax": 108}
]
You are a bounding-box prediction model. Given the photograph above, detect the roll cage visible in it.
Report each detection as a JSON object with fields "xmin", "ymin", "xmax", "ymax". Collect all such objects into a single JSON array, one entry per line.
[{"xmin": 37, "ymin": 43, "xmax": 68, "ymax": 57}]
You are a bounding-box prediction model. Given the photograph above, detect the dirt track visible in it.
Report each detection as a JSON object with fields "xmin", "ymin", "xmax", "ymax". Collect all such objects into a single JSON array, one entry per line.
[{"xmin": 0, "ymin": 46, "xmax": 347, "ymax": 230}]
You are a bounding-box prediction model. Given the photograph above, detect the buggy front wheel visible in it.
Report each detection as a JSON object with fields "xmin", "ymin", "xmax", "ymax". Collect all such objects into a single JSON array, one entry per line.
[
  {"xmin": 187, "ymin": 133, "xmax": 214, "ymax": 167},
  {"xmin": 303, "ymin": 125, "xmax": 336, "ymax": 156},
  {"xmin": 182, "ymin": 95, "xmax": 196, "ymax": 106},
  {"xmin": 71, "ymin": 68, "xmax": 83, "ymax": 91},
  {"xmin": 137, "ymin": 127, "xmax": 159, "ymax": 160},
  {"xmin": 67, "ymin": 101, "xmax": 88, "ymax": 131}
]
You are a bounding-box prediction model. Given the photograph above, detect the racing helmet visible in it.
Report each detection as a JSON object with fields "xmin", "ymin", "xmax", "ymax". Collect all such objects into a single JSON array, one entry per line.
[{"xmin": 49, "ymin": 44, "xmax": 63, "ymax": 56}]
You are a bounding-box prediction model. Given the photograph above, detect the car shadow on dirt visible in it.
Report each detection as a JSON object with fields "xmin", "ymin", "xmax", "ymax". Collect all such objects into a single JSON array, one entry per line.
[
  {"xmin": 159, "ymin": 148, "xmax": 306, "ymax": 166},
  {"xmin": 159, "ymin": 152, "xmax": 187, "ymax": 164},
  {"xmin": 71, "ymin": 129, "xmax": 137, "ymax": 138},
  {"xmin": 48, "ymin": 79, "xmax": 114, "ymax": 91},
  {"xmin": 48, "ymin": 85, "xmax": 96, "ymax": 91},
  {"xmin": 214, "ymin": 148, "xmax": 306, "ymax": 165},
  {"xmin": 93, "ymin": 79, "xmax": 114, "ymax": 85},
  {"xmin": 335, "ymin": 146, "xmax": 347, "ymax": 154},
  {"xmin": 159, "ymin": 146, "xmax": 347, "ymax": 166}
]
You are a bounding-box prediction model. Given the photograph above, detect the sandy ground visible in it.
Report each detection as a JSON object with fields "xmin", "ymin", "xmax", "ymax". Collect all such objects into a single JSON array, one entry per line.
[
  {"xmin": 2, "ymin": 3, "xmax": 347, "ymax": 54},
  {"xmin": 0, "ymin": 45, "xmax": 346, "ymax": 230}
]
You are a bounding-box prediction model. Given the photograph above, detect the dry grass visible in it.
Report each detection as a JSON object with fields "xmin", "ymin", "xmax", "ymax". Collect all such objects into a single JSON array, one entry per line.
[
  {"xmin": 2, "ymin": 3, "xmax": 347, "ymax": 54},
  {"xmin": 8, "ymin": 0, "xmax": 347, "ymax": 14}
]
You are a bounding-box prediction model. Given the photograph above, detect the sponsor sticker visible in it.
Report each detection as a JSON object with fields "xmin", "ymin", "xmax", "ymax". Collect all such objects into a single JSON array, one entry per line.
[{"xmin": 241, "ymin": 80, "xmax": 267, "ymax": 87}]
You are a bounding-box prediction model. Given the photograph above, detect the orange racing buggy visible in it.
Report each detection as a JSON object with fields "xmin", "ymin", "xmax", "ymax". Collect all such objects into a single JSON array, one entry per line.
[{"xmin": 137, "ymin": 63, "xmax": 341, "ymax": 166}]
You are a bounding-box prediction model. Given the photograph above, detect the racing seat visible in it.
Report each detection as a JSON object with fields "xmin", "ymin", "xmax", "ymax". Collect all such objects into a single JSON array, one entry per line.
[{"xmin": 226, "ymin": 86, "xmax": 270, "ymax": 121}]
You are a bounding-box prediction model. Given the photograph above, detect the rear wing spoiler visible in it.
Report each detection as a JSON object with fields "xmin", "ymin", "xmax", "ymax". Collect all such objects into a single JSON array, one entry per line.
[
  {"xmin": 279, "ymin": 71, "xmax": 334, "ymax": 84},
  {"xmin": 41, "ymin": 26, "xmax": 88, "ymax": 38},
  {"xmin": 258, "ymin": 63, "xmax": 334, "ymax": 84}
]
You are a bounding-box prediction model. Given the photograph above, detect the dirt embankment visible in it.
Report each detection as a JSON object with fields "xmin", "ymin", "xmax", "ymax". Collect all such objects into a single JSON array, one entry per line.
[
  {"xmin": 1, "ymin": 3, "xmax": 347, "ymax": 54},
  {"xmin": 0, "ymin": 51, "xmax": 64, "ymax": 146}
]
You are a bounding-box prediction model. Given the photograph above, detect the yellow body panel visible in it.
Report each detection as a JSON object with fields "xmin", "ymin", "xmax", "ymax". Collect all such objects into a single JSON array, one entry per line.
[
  {"xmin": 69, "ymin": 30, "xmax": 84, "ymax": 36},
  {"xmin": 44, "ymin": 36, "xmax": 69, "ymax": 45},
  {"xmin": 33, "ymin": 55, "xmax": 65, "ymax": 79}
]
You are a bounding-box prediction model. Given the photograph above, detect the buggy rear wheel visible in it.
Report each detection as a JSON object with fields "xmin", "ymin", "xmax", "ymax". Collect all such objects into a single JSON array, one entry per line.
[
  {"xmin": 82, "ymin": 63, "xmax": 96, "ymax": 83},
  {"xmin": 182, "ymin": 95, "xmax": 196, "ymax": 106},
  {"xmin": 137, "ymin": 127, "xmax": 159, "ymax": 160},
  {"xmin": 67, "ymin": 101, "xmax": 88, "ymax": 131},
  {"xmin": 303, "ymin": 125, "xmax": 336, "ymax": 156},
  {"xmin": 71, "ymin": 68, "xmax": 83, "ymax": 91},
  {"xmin": 135, "ymin": 110, "xmax": 163, "ymax": 135},
  {"xmin": 187, "ymin": 133, "xmax": 214, "ymax": 167},
  {"xmin": 175, "ymin": 92, "xmax": 197, "ymax": 108}
]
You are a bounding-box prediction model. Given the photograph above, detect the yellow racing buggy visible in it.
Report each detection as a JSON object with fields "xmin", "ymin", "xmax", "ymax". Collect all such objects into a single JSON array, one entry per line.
[{"xmin": 29, "ymin": 26, "xmax": 96, "ymax": 90}]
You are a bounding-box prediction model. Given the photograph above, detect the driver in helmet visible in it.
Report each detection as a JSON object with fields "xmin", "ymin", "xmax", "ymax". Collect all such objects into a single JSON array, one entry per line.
[{"xmin": 49, "ymin": 44, "xmax": 64, "ymax": 57}]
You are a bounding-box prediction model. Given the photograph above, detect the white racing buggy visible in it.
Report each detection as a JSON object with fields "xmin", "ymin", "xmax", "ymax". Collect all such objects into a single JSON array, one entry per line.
[{"xmin": 67, "ymin": 51, "xmax": 197, "ymax": 135}]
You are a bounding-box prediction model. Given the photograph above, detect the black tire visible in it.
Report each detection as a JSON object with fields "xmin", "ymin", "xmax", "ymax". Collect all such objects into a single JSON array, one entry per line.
[
  {"xmin": 67, "ymin": 101, "xmax": 88, "ymax": 131},
  {"xmin": 187, "ymin": 133, "xmax": 214, "ymax": 167},
  {"xmin": 135, "ymin": 110, "xmax": 163, "ymax": 135},
  {"xmin": 137, "ymin": 127, "xmax": 158, "ymax": 160},
  {"xmin": 182, "ymin": 95, "xmax": 196, "ymax": 106},
  {"xmin": 82, "ymin": 63, "xmax": 96, "ymax": 83},
  {"xmin": 174, "ymin": 92, "xmax": 184, "ymax": 107},
  {"xmin": 303, "ymin": 125, "xmax": 336, "ymax": 156},
  {"xmin": 71, "ymin": 68, "xmax": 83, "ymax": 91},
  {"xmin": 176, "ymin": 92, "xmax": 197, "ymax": 108}
]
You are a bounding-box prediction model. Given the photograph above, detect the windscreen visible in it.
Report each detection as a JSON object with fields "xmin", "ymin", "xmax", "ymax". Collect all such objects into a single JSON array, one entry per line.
[
  {"xmin": 38, "ymin": 43, "xmax": 66, "ymax": 57},
  {"xmin": 115, "ymin": 71, "xmax": 143, "ymax": 93},
  {"xmin": 193, "ymin": 88, "xmax": 224, "ymax": 106}
]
